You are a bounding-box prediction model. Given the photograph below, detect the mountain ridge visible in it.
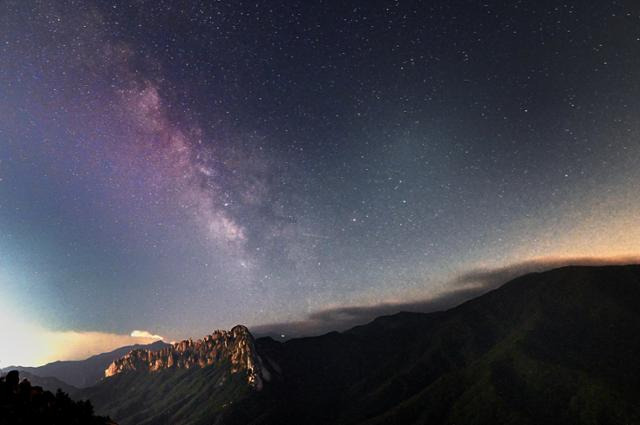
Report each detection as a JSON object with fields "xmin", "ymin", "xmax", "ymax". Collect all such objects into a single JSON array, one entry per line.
[
  {"xmin": 1, "ymin": 340, "xmax": 170, "ymax": 389},
  {"xmin": 82, "ymin": 264, "xmax": 640, "ymax": 424}
]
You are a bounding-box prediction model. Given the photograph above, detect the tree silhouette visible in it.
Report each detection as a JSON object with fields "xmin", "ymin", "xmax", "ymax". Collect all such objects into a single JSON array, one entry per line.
[{"xmin": 0, "ymin": 370, "xmax": 116, "ymax": 425}]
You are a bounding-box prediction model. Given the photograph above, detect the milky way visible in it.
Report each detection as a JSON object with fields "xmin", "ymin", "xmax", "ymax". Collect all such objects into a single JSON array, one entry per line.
[{"xmin": 1, "ymin": 1, "xmax": 640, "ymax": 350}]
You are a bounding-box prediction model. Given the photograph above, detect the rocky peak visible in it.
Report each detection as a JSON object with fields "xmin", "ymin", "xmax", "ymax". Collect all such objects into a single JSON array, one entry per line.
[{"xmin": 104, "ymin": 325, "xmax": 265, "ymax": 389}]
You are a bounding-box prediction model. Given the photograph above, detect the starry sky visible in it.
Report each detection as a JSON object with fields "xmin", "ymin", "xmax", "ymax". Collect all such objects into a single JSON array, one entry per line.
[{"xmin": 1, "ymin": 1, "xmax": 640, "ymax": 365}]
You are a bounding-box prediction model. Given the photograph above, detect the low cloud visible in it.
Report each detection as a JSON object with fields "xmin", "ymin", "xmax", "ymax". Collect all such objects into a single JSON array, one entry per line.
[
  {"xmin": 454, "ymin": 255, "xmax": 640, "ymax": 289},
  {"xmin": 130, "ymin": 330, "xmax": 164, "ymax": 340},
  {"xmin": 252, "ymin": 255, "xmax": 640, "ymax": 339},
  {"xmin": 0, "ymin": 312, "xmax": 166, "ymax": 367},
  {"xmin": 38, "ymin": 331, "xmax": 165, "ymax": 365},
  {"xmin": 250, "ymin": 287, "xmax": 485, "ymax": 339}
]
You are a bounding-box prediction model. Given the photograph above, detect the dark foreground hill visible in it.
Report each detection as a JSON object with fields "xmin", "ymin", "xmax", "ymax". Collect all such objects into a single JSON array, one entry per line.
[
  {"xmin": 0, "ymin": 370, "xmax": 78, "ymax": 395},
  {"xmin": 0, "ymin": 370, "xmax": 115, "ymax": 425},
  {"xmin": 86, "ymin": 265, "xmax": 640, "ymax": 425}
]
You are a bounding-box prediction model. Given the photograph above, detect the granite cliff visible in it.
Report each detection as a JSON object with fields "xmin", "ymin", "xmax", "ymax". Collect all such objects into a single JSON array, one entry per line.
[{"xmin": 104, "ymin": 325, "xmax": 265, "ymax": 389}]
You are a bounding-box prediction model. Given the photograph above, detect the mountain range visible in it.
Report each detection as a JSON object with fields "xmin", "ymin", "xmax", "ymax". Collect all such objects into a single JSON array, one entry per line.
[
  {"xmin": 1, "ymin": 340, "xmax": 169, "ymax": 389},
  {"xmin": 5, "ymin": 265, "xmax": 640, "ymax": 424}
]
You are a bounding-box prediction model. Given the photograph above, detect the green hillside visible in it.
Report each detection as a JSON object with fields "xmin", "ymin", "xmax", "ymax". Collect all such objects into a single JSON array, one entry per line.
[
  {"xmin": 226, "ymin": 265, "xmax": 640, "ymax": 425},
  {"xmin": 81, "ymin": 360, "xmax": 252, "ymax": 425}
]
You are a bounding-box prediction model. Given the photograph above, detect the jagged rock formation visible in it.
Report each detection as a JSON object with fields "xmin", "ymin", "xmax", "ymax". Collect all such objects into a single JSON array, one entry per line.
[{"xmin": 104, "ymin": 325, "xmax": 265, "ymax": 389}]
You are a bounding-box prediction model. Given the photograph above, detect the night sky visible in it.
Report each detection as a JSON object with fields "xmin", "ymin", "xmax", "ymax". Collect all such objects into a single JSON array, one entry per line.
[{"xmin": 2, "ymin": 1, "xmax": 640, "ymax": 364}]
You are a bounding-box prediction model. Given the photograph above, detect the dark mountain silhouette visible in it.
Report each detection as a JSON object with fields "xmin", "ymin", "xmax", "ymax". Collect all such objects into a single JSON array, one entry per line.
[
  {"xmin": 86, "ymin": 265, "xmax": 640, "ymax": 425},
  {"xmin": 2, "ymin": 340, "xmax": 169, "ymax": 389},
  {"xmin": 0, "ymin": 370, "xmax": 115, "ymax": 425}
]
